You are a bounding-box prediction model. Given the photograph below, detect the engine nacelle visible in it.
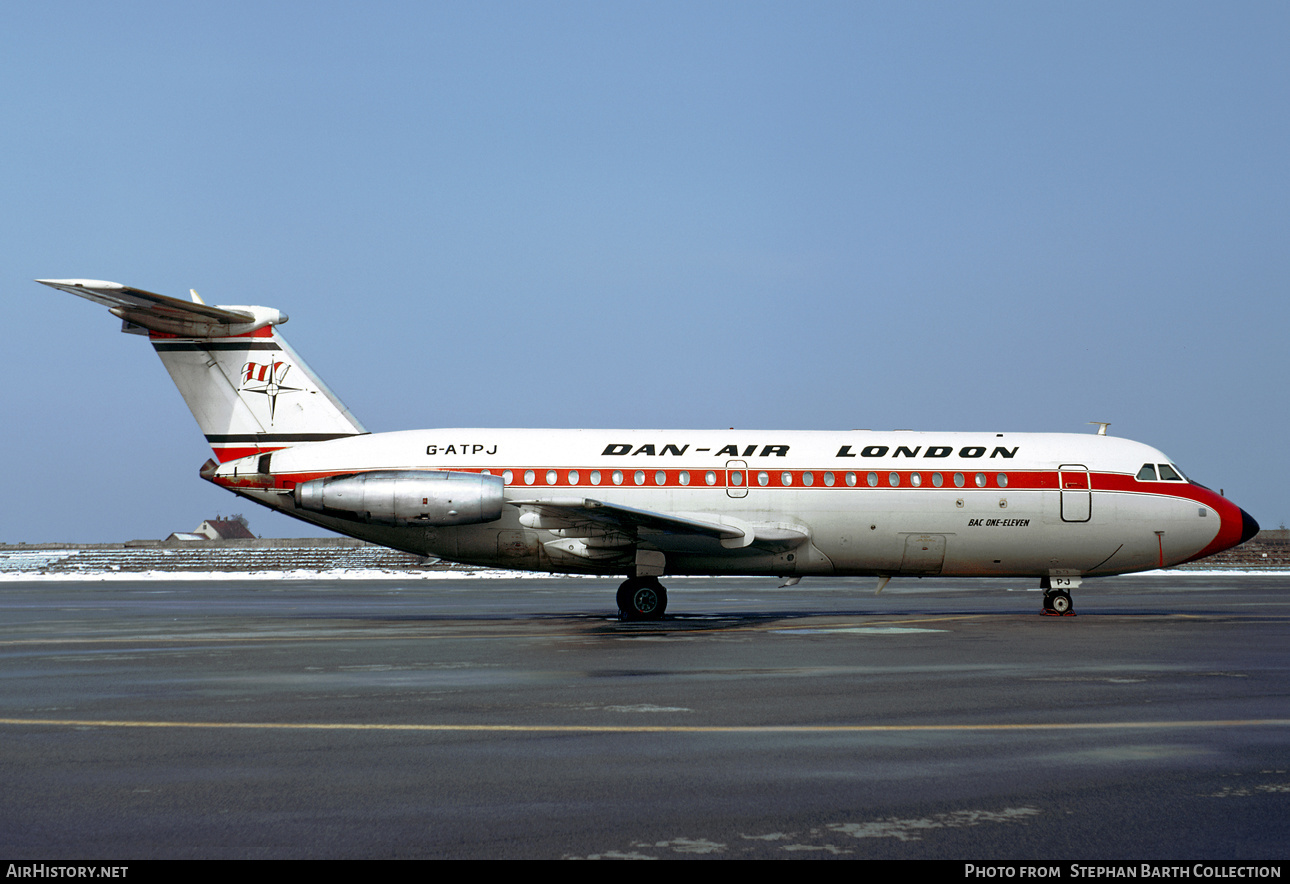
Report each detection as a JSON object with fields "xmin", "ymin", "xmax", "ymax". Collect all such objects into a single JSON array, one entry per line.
[{"xmin": 294, "ymin": 470, "xmax": 505, "ymax": 527}]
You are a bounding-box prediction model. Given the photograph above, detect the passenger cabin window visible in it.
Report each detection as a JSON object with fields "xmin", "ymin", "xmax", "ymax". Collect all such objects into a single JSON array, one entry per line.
[
  {"xmin": 1158, "ymin": 464, "xmax": 1182, "ymax": 481},
  {"xmin": 1137, "ymin": 464, "xmax": 1157, "ymax": 481}
]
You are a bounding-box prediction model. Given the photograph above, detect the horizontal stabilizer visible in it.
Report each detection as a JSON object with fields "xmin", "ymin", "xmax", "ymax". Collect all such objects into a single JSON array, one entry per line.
[{"xmin": 36, "ymin": 279, "xmax": 285, "ymax": 338}]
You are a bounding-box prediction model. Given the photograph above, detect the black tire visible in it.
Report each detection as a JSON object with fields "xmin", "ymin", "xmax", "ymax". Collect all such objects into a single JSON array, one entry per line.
[
  {"xmin": 617, "ymin": 577, "xmax": 667, "ymax": 620},
  {"xmin": 616, "ymin": 579, "xmax": 636, "ymax": 615},
  {"xmin": 1046, "ymin": 589, "xmax": 1073, "ymax": 614}
]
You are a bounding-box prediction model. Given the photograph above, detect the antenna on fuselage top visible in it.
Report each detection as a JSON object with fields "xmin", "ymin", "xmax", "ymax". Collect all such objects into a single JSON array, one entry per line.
[{"xmin": 1088, "ymin": 422, "xmax": 1110, "ymax": 436}]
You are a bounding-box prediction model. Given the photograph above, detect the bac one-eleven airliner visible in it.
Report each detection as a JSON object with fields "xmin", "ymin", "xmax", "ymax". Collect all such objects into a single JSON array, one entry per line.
[{"xmin": 39, "ymin": 279, "xmax": 1259, "ymax": 619}]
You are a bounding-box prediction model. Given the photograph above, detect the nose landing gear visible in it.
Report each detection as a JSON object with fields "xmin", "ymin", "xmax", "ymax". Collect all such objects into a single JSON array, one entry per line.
[
  {"xmin": 617, "ymin": 576, "xmax": 668, "ymax": 620},
  {"xmin": 1040, "ymin": 575, "xmax": 1076, "ymax": 616}
]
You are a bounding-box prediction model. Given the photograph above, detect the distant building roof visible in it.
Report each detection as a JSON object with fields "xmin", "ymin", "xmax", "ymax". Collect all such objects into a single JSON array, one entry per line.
[{"xmin": 194, "ymin": 518, "xmax": 256, "ymax": 540}]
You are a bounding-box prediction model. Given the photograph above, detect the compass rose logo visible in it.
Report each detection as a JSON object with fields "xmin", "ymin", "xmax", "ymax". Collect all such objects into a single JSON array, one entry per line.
[{"xmin": 241, "ymin": 360, "xmax": 301, "ymax": 424}]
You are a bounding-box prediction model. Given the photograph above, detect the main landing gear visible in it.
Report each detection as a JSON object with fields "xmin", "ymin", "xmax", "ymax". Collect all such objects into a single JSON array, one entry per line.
[
  {"xmin": 1039, "ymin": 575, "xmax": 1075, "ymax": 616},
  {"xmin": 617, "ymin": 576, "xmax": 668, "ymax": 621}
]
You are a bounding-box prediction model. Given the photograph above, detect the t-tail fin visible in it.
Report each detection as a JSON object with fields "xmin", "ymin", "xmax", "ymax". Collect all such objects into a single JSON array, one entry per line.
[{"xmin": 38, "ymin": 279, "xmax": 366, "ymax": 462}]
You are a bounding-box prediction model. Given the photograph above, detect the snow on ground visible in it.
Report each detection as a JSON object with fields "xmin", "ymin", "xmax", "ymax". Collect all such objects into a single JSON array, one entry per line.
[
  {"xmin": 0, "ymin": 568, "xmax": 1282, "ymax": 582},
  {"xmin": 0, "ymin": 568, "xmax": 575, "ymax": 582}
]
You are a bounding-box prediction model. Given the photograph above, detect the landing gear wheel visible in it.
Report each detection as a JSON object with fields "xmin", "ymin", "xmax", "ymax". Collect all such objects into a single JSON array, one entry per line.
[
  {"xmin": 617, "ymin": 576, "xmax": 668, "ymax": 621},
  {"xmin": 1042, "ymin": 589, "xmax": 1074, "ymax": 616}
]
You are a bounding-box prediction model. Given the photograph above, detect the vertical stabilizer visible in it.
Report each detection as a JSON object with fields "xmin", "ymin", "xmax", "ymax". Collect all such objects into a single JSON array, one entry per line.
[{"xmin": 150, "ymin": 327, "xmax": 366, "ymax": 461}]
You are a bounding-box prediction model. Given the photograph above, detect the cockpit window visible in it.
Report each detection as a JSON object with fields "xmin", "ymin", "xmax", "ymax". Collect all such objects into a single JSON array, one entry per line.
[
  {"xmin": 1137, "ymin": 464, "xmax": 1157, "ymax": 481},
  {"xmin": 1157, "ymin": 464, "xmax": 1182, "ymax": 481}
]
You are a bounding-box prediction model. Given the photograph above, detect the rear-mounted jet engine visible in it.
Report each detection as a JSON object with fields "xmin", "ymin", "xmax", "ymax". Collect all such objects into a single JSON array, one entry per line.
[{"xmin": 294, "ymin": 470, "xmax": 505, "ymax": 527}]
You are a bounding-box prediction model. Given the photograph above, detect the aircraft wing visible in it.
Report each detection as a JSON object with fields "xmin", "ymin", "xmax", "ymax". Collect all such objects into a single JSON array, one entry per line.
[
  {"xmin": 507, "ymin": 497, "xmax": 811, "ymax": 557},
  {"xmin": 508, "ymin": 497, "xmax": 748, "ymax": 543}
]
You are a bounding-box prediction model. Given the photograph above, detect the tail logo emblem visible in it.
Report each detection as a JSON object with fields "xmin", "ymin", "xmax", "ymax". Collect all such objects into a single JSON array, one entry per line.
[{"xmin": 241, "ymin": 360, "xmax": 301, "ymax": 423}]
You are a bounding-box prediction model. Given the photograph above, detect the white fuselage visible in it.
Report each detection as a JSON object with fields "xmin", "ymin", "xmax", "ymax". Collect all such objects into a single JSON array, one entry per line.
[{"xmin": 212, "ymin": 428, "xmax": 1245, "ymax": 579}]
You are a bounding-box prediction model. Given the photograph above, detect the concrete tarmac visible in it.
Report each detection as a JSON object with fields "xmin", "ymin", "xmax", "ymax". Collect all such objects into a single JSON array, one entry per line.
[{"xmin": 1, "ymin": 573, "xmax": 1288, "ymax": 859}]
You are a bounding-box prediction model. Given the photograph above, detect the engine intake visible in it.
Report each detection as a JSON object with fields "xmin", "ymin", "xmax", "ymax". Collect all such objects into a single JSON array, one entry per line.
[{"xmin": 294, "ymin": 470, "xmax": 505, "ymax": 527}]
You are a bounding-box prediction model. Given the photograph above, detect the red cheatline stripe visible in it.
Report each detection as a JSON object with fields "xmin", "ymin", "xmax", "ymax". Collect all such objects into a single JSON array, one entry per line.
[
  {"xmin": 149, "ymin": 326, "xmax": 274, "ymax": 340},
  {"xmin": 211, "ymin": 445, "xmax": 290, "ymax": 462}
]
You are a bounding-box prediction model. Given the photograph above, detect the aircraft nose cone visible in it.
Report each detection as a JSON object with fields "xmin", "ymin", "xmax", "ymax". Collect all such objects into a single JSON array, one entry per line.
[{"xmin": 1239, "ymin": 508, "xmax": 1260, "ymax": 546}]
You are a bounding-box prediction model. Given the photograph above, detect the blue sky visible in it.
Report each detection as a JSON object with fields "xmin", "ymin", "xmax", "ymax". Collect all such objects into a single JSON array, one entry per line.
[{"xmin": 4, "ymin": 1, "xmax": 1287, "ymax": 541}]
